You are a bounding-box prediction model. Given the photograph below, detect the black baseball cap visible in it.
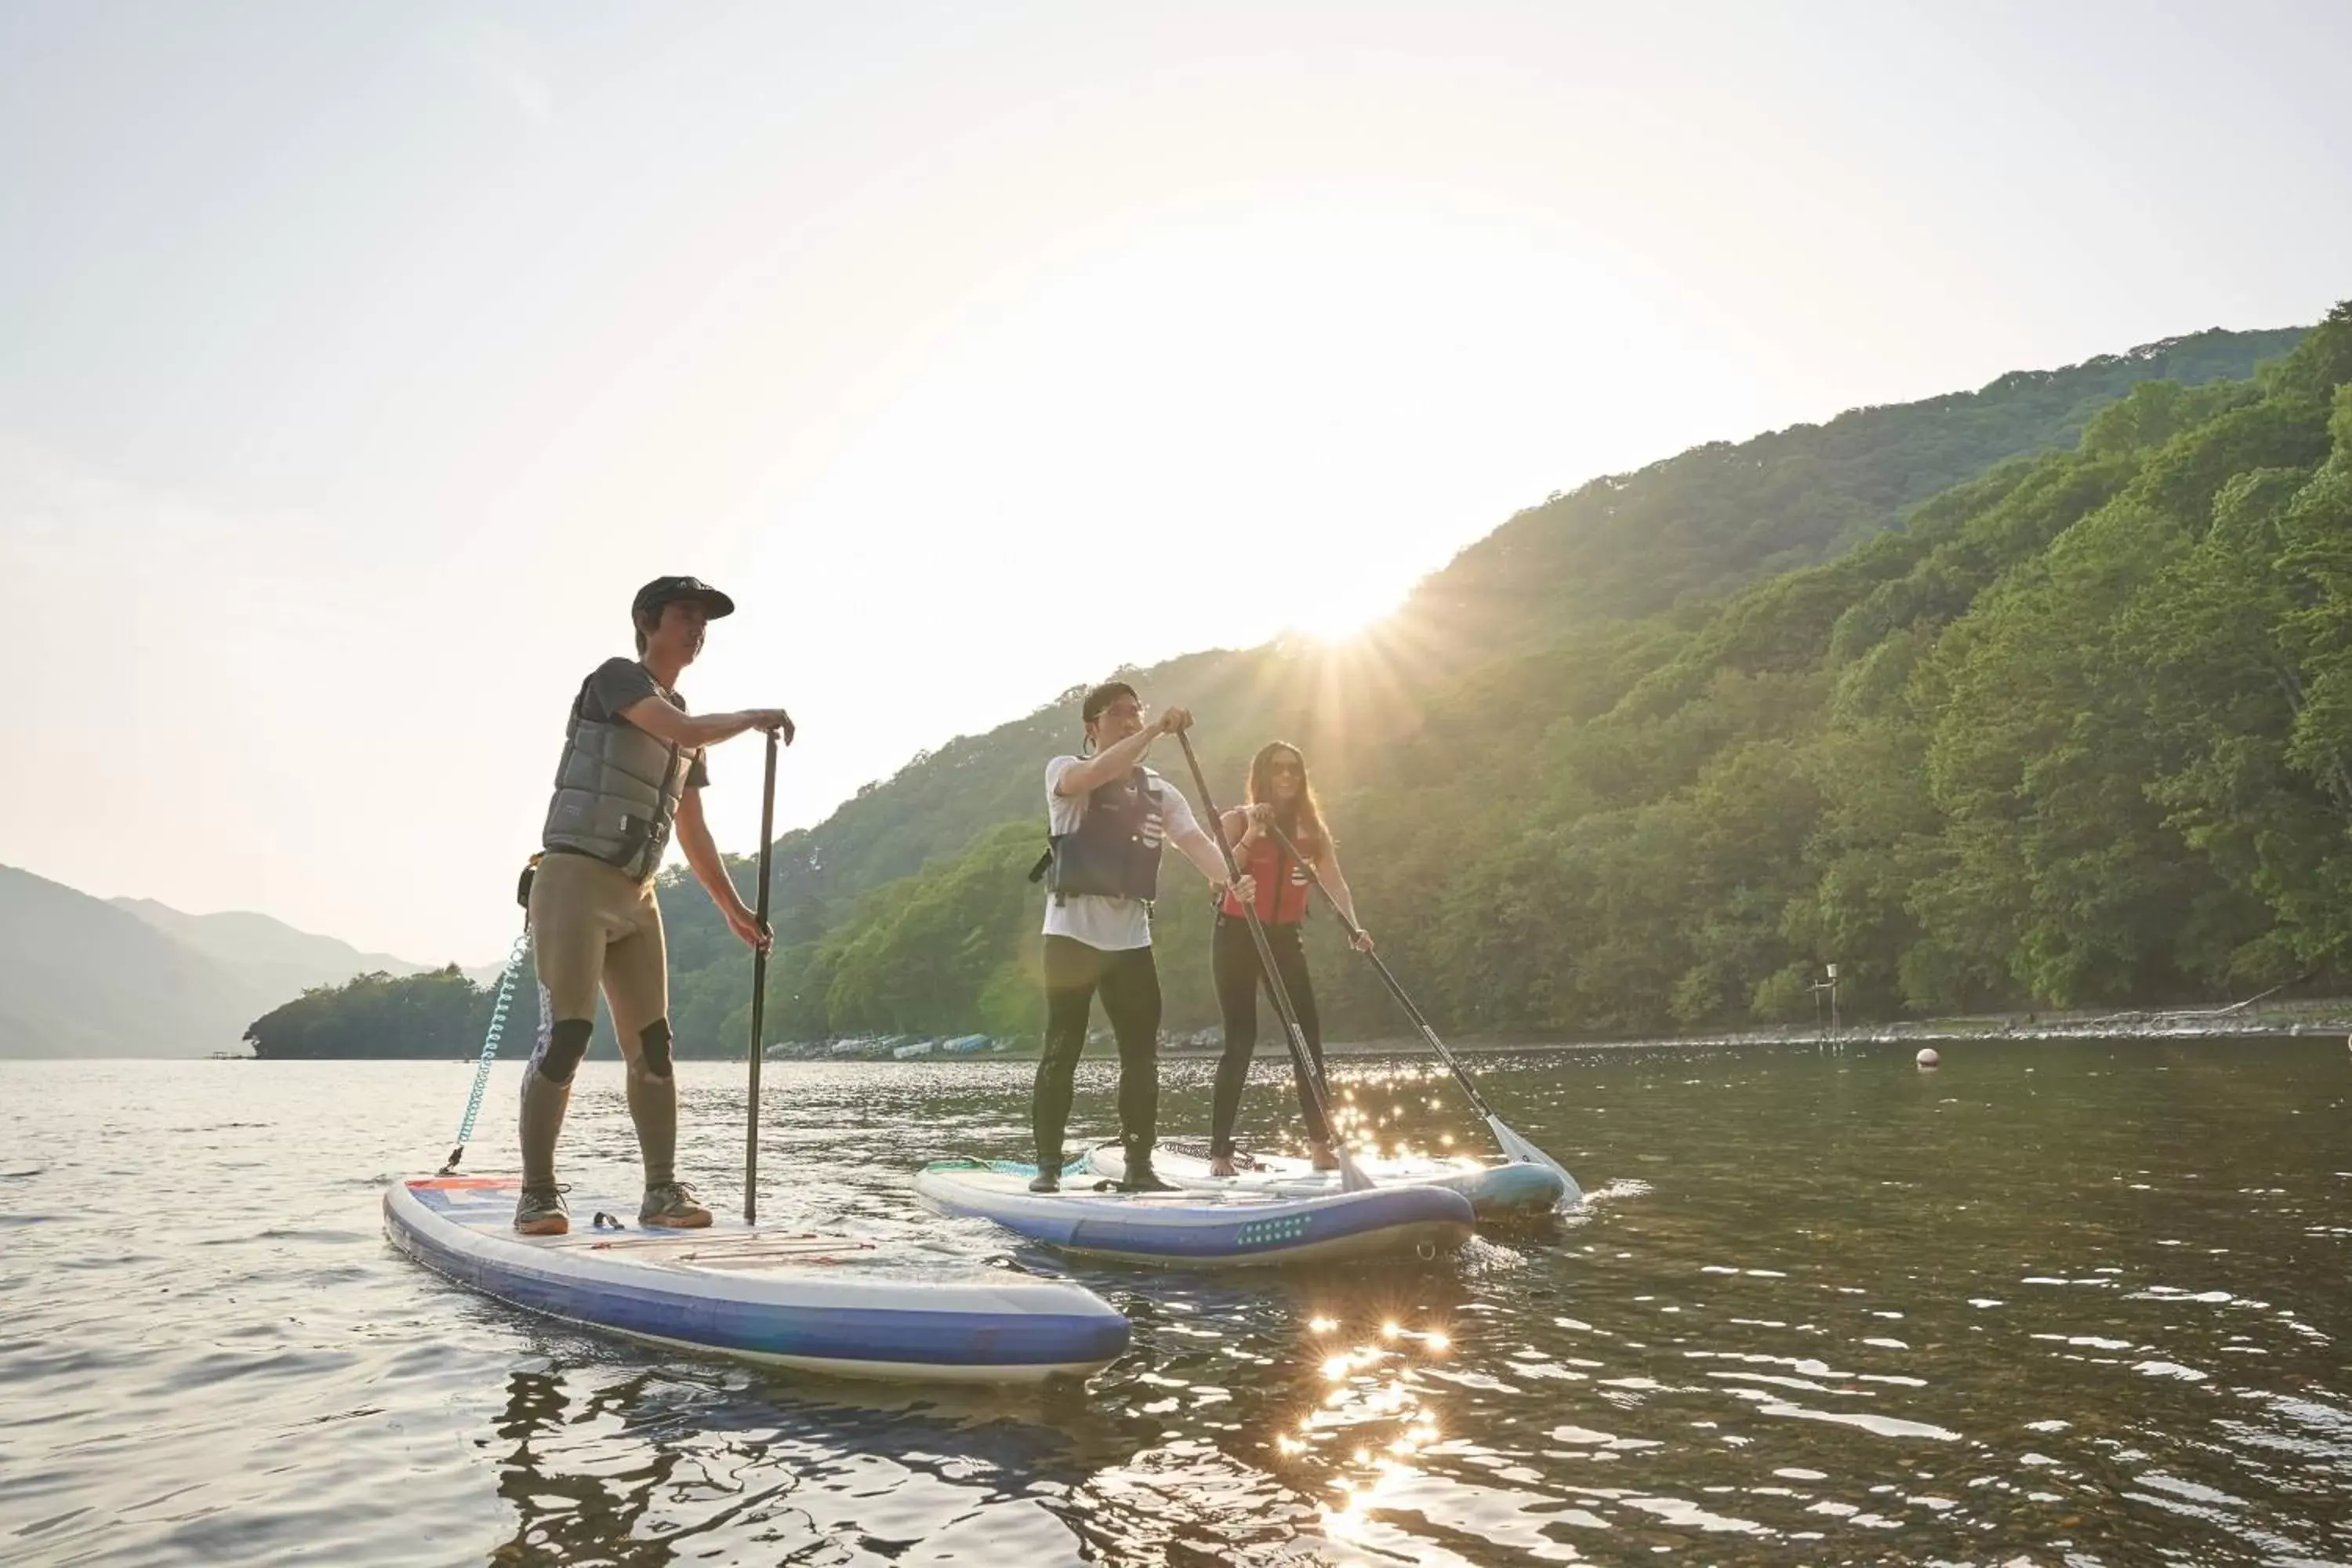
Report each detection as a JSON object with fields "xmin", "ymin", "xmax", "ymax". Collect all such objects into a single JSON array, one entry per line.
[{"xmin": 632, "ymin": 575, "xmax": 736, "ymax": 621}]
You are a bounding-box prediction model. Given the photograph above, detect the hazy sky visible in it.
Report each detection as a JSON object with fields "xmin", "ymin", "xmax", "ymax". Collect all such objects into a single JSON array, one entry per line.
[{"xmin": 5, "ymin": 2, "xmax": 2349, "ymax": 963}]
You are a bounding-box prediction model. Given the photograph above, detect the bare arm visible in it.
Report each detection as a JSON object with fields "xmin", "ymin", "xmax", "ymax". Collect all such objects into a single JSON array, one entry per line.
[
  {"xmin": 1171, "ymin": 822, "xmax": 1235, "ymax": 887},
  {"xmin": 676, "ymin": 788, "xmax": 770, "ymax": 949},
  {"xmin": 1170, "ymin": 793, "xmax": 1254, "ymax": 902},
  {"xmin": 1319, "ymin": 840, "xmax": 1371, "ymax": 946},
  {"xmin": 619, "ymin": 695, "xmax": 793, "ymax": 751},
  {"xmin": 1319, "ymin": 843, "xmax": 1362, "ymax": 929},
  {"xmin": 674, "ymin": 789, "xmax": 747, "ymax": 917},
  {"xmin": 1054, "ymin": 720, "xmax": 1163, "ymax": 798}
]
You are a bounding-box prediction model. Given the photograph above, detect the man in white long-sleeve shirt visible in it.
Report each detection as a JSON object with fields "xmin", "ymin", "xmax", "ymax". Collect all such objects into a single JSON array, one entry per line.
[{"xmin": 1027, "ymin": 681, "xmax": 1254, "ymax": 1192}]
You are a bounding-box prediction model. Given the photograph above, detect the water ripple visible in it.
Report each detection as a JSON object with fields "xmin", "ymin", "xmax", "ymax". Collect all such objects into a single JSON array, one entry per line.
[{"xmin": 0, "ymin": 1042, "xmax": 2346, "ymax": 1564}]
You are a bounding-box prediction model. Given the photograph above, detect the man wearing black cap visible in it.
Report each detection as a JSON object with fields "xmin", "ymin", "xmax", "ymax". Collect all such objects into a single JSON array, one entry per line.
[{"xmin": 514, "ymin": 575, "xmax": 795, "ymax": 1236}]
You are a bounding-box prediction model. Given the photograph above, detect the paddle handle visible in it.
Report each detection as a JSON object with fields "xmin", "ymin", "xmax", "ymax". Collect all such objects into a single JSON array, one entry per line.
[{"xmin": 745, "ymin": 727, "xmax": 778, "ymax": 1225}]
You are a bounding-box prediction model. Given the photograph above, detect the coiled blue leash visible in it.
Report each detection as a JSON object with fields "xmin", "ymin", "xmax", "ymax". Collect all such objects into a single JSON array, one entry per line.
[{"xmin": 437, "ymin": 926, "xmax": 532, "ymax": 1176}]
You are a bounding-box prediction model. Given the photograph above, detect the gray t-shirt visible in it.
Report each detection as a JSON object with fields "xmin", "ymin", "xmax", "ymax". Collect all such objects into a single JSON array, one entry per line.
[{"xmin": 581, "ymin": 658, "xmax": 710, "ymax": 789}]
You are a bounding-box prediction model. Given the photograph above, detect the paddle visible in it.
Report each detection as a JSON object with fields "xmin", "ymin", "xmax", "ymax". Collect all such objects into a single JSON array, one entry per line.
[
  {"xmin": 1174, "ymin": 730, "xmax": 1372, "ymax": 1194},
  {"xmin": 1261, "ymin": 818, "xmax": 1582, "ymax": 1202},
  {"xmin": 744, "ymin": 725, "xmax": 779, "ymax": 1225}
]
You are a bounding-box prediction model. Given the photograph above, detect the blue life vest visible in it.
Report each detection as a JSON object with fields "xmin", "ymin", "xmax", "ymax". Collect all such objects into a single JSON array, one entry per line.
[{"xmin": 1044, "ymin": 768, "xmax": 1167, "ymax": 904}]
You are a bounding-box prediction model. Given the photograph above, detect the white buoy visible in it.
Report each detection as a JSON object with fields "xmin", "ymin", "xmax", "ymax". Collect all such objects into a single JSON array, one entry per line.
[{"xmin": 1916, "ymin": 1047, "xmax": 1941, "ymax": 1069}]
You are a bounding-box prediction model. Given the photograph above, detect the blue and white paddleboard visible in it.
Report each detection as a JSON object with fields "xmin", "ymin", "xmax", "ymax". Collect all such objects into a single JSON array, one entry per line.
[
  {"xmin": 384, "ymin": 1174, "xmax": 1129, "ymax": 1385},
  {"xmin": 913, "ymin": 1159, "xmax": 1476, "ymax": 1267},
  {"xmin": 1082, "ymin": 1142, "xmax": 1570, "ymax": 1219}
]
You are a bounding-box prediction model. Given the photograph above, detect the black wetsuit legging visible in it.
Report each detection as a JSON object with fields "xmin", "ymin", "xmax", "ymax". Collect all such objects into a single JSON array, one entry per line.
[
  {"xmin": 1034, "ymin": 935, "xmax": 1163, "ymax": 1166},
  {"xmin": 1209, "ymin": 913, "xmax": 1330, "ymax": 1158}
]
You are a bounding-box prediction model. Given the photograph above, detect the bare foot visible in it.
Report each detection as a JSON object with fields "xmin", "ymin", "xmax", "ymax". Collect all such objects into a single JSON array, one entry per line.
[
  {"xmin": 1207, "ymin": 1154, "xmax": 1238, "ymax": 1178},
  {"xmin": 1309, "ymin": 1142, "xmax": 1340, "ymax": 1171}
]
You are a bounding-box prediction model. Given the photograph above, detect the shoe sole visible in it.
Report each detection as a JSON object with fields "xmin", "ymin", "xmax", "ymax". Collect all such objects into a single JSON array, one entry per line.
[
  {"xmin": 514, "ymin": 1216, "xmax": 569, "ymax": 1236},
  {"xmin": 639, "ymin": 1212, "xmax": 713, "ymax": 1229}
]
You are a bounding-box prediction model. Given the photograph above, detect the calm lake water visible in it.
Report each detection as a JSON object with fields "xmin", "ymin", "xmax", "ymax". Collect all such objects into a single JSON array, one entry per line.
[{"xmin": 2, "ymin": 1039, "xmax": 2347, "ymax": 1566}]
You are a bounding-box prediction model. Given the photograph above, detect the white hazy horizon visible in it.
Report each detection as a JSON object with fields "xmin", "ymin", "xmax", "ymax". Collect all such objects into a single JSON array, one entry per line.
[{"xmin": 5, "ymin": 2, "xmax": 2349, "ymax": 963}]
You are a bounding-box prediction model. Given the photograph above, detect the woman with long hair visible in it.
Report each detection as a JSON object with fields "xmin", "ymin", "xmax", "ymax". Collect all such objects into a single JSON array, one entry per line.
[{"xmin": 1205, "ymin": 740, "xmax": 1373, "ymax": 1178}]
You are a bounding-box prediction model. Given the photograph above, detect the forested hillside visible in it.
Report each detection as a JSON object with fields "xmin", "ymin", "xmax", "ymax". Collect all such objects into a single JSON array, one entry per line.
[
  {"xmin": 735, "ymin": 323, "xmax": 2304, "ymax": 924},
  {"xmin": 242, "ymin": 964, "xmax": 539, "ymax": 1061},
  {"xmin": 1417, "ymin": 326, "xmax": 2307, "ymax": 660},
  {"xmin": 256, "ymin": 318, "xmax": 2339, "ymax": 1055},
  {"xmin": 1327, "ymin": 309, "xmax": 2352, "ymax": 1036},
  {"xmin": 645, "ymin": 319, "xmax": 2332, "ymax": 1051}
]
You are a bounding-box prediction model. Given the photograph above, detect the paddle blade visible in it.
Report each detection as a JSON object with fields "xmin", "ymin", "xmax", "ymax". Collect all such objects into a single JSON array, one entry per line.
[{"xmin": 1488, "ymin": 1115, "xmax": 1581, "ymax": 1206}]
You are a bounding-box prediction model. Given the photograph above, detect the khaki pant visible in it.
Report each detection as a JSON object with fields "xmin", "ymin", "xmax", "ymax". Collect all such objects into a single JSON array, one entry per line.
[{"xmin": 528, "ymin": 850, "xmax": 668, "ymax": 1055}]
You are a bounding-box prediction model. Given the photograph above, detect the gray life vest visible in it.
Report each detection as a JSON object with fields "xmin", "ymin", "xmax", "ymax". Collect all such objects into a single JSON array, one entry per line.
[
  {"xmin": 539, "ymin": 671, "xmax": 688, "ymax": 881},
  {"xmin": 1043, "ymin": 768, "xmax": 1167, "ymax": 905}
]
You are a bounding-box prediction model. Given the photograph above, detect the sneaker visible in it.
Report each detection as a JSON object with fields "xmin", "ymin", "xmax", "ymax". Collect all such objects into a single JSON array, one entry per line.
[
  {"xmin": 514, "ymin": 1183, "xmax": 569, "ymax": 1236},
  {"xmin": 1309, "ymin": 1142, "xmax": 1341, "ymax": 1172},
  {"xmin": 1207, "ymin": 1153, "xmax": 1240, "ymax": 1178},
  {"xmin": 639, "ymin": 1181, "xmax": 713, "ymax": 1229},
  {"xmin": 1028, "ymin": 1168, "xmax": 1062, "ymax": 1194}
]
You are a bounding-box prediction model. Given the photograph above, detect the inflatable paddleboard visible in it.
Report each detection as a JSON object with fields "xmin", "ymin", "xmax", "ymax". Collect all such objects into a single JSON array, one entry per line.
[
  {"xmin": 384, "ymin": 1174, "xmax": 1128, "ymax": 1384},
  {"xmin": 913, "ymin": 1159, "xmax": 1475, "ymax": 1268},
  {"xmin": 1083, "ymin": 1142, "xmax": 1570, "ymax": 1218}
]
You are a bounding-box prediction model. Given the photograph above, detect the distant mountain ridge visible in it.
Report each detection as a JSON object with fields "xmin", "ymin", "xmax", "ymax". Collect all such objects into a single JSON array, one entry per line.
[
  {"xmin": 109, "ymin": 897, "xmax": 428, "ymax": 1001},
  {"xmin": 0, "ymin": 866, "xmax": 450, "ymax": 1058},
  {"xmin": 1, "ymin": 866, "xmax": 262, "ymax": 1058}
]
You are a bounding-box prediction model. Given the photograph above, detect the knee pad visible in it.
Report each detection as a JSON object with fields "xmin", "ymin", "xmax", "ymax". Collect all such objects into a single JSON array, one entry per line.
[
  {"xmin": 637, "ymin": 1018, "xmax": 674, "ymax": 1079},
  {"xmin": 538, "ymin": 1018, "xmax": 594, "ymax": 1086}
]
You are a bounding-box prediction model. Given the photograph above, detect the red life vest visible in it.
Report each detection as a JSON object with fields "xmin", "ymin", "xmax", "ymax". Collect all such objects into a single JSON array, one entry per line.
[{"xmin": 1220, "ymin": 832, "xmax": 1313, "ymax": 924}]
